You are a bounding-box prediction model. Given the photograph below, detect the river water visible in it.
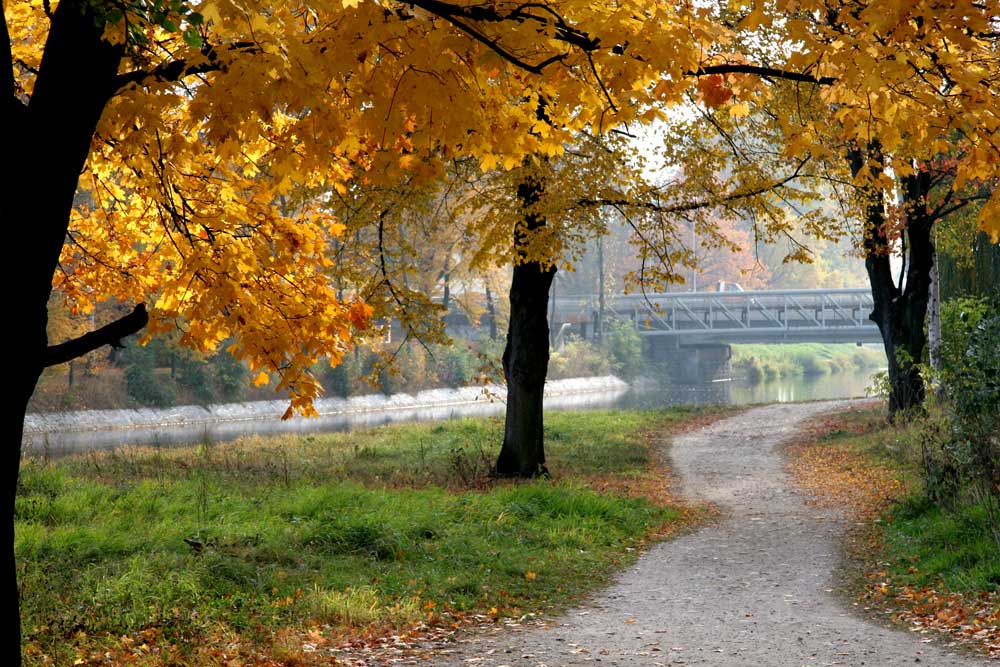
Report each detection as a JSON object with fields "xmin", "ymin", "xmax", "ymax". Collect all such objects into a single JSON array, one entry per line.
[
  {"xmin": 23, "ymin": 370, "xmax": 880, "ymax": 455},
  {"xmin": 618, "ymin": 368, "xmax": 879, "ymax": 410}
]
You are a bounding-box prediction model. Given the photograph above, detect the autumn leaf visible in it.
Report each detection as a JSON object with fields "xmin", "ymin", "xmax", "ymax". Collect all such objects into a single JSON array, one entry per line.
[{"xmin": 696, "ymin": 75, "xmax": 734, "ymax": 108}]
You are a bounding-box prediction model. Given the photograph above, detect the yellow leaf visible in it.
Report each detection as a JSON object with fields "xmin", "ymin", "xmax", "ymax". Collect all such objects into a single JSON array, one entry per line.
[
  {"xmin": 253, "ymin": 371, "xmax": 270, "ymax": 387},
  {"xmin": 739, "ymin": 6, "xmax": 769, "ymax": 30},
  {"xmin": 729, "ymin": 102, "xmax": 750, "ymax": 118},
  {"xmin": 250, "ymin": 15, "xmax": 270, "ymax": 35}
]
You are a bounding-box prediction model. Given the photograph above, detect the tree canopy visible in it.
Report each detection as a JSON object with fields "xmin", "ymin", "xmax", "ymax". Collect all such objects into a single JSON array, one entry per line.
[{"xmin": 7, "ymin": 0, "xmax": 742, "ymax": 417}]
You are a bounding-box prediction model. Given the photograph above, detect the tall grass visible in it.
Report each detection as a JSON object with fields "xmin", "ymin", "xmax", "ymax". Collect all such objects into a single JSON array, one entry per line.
[{"xmin": 732, "ymin": 343, "xmax": 886, "ymax": 383}]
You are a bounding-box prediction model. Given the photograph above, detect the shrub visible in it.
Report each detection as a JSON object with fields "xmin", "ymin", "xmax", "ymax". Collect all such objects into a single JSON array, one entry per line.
[
  {"xmin": 435, "ymin": 344, "xmax": 476, "ymax": 388},
  {"xmin": 548, "ymin": 339, "xmax": 610, "ymax": 379},
  {"xmin": 213, "ymin": 349, "xmax": 248, "ymax": 402},
  {"xmin": 926, "ymin": 297, "xmax": 1000, "ymax": 550},
  {"xmin": 605, "ymin": 319, "xmax": 643, "ymax": 379},
  {"xmin": 124, "ymin": 363, "xmax": 176, "ymax": 407},
  {"xmin": 176, "ymin": 354, "xmax": 215, "ymax": 404}
]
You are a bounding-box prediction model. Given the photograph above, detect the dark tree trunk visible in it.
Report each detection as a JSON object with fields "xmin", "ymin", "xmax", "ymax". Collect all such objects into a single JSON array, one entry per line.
[
  {"xmin": 493, "ymin": 173, "xmax": 555, "ymax": 478},
  {"xmin": 485, "ymin": 285, "xmax": 498, "ymax": 340},
  {"xmin": 2, "ymin": 358, "xmax": 42, "ymax": 663},
  {"xmin": 850, "ymin": 147, "xmax": 934, "ymax": 417},
  {"xmin": 2, "ymin": 3, "xmax": 126, "ymax": 662}
]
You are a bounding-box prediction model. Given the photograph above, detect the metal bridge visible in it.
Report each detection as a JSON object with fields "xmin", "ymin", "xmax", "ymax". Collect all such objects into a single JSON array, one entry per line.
[{"xmin": 551, "ymin": 288, "xmax": 882, "ymax": 345}]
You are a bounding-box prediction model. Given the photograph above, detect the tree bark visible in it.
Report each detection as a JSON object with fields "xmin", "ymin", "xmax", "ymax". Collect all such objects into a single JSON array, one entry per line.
[
  {"xmin": 2, "ymin": 2, "xmax": 127, "ymax": 662},
  {"xmin": 850, "ymin": 147, "xmax": 934, "ymax": 417},
  {"xmin": 2, "ymin": 361, "xmax": 41, "ymax": 664},
  {"xmin": 493, "ymin": 173, "xmax": 555, "ymax": 478},
  {"xmin": 928, "ymin": 250, "xmax": 942, "ymax": 393}
]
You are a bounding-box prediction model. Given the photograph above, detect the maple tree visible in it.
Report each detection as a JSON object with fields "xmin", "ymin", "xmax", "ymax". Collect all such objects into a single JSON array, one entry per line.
[
  {"xmin": 6, "ymin": 0, "xmax": 999, "ymax": 659},
  {"xmin": 644, "ymin": 0, "xmax": 999, "ymax": 415},
  {"xmin": 691, "ymin": 214, "xmax": 771, "ymax": 290},
  {"xmin": 803, "ymin": 1, "xmax": 999, "ymax": 414},
  {"xmin": 799, "ymin": 1, "xmax": 998, "ymax": 414},
  {"xmin": 1, "ymin": 0, "xmax": 744, "ymax": 657}
]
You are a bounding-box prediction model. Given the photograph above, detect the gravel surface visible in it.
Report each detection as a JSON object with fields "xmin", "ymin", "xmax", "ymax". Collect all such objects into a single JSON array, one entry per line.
[{"xmin": 430, "ymin": 400, "xmax": 993, "ymax": 666}]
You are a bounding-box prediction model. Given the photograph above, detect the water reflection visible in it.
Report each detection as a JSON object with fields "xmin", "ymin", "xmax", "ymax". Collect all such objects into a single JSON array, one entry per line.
[
  {"xmin": 23, "ymin": 371, "xmax": 879, "ymax": 456},
  {"xmin": 616, "ymin": 369, "xmax": 880, "ymax": 411}
]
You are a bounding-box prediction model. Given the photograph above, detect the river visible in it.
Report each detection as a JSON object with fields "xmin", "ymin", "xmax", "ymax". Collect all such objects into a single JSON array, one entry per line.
[
  {"xmin": 23, "ymin": 369, "xmax": 881, "ymax": 455},
  {"xmin": 616, "ymin": 368, "xmax": 880, "ymax": 410}
]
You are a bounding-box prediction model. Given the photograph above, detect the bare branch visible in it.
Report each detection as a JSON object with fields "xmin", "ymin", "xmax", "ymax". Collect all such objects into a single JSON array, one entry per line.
[{"xmin": 578, "ymin": 159, "xmax": 810, "ymax": 214}]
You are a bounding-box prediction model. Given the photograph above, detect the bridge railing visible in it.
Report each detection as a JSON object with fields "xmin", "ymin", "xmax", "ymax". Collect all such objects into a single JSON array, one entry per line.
[{"xmin": 552, "ymin": 288, "xmax": 878, "ymax": 337}]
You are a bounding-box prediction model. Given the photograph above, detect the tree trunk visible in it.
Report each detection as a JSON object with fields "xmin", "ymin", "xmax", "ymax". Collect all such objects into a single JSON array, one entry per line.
[
  {"xmin": 597, "ymin": 236, "xmax": 605, "ymax": 343},
  {"xmin": 850, "ymin": 147, "xmax": 934, "ymax": 417},
  {"xmin": 2, "ymin": 3, "xmax": 126, "ymax": 662},
  {"xmin": 3, "ymin": 358, "xmax": 42, "ymax": 662},
  {"xmin": 442, "ymin": 256, "xmax": 451, "ymax": 311},
  {"xmin": 928, "ymin": 253, "xmax": 941, "ymax": 392},
  {"xmin": 485, "ymin": 285, "xmax": 498, "ymax": 340},
  {"xmin": 493, "ymin": 173, "xmax": 555, "ymax": 478}
]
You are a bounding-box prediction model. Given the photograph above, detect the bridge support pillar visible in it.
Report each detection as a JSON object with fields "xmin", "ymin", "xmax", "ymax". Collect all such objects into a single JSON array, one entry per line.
[{"xmin": 644, "ymin": 340, "xmax": 732, "ymax": 384}]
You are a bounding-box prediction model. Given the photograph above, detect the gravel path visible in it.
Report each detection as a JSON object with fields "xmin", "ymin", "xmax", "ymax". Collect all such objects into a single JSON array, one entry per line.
[{"xmin": 431, "ymin": 400, "xmax": 992, "ymax": 666}]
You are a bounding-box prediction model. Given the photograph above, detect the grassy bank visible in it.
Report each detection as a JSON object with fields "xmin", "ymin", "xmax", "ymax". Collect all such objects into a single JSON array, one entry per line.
[
  {"xmin": 732, "ymin": 343, "xmax": 885, "ymax": 383},
  {"xmin": 786, "ymin": 406, "xmax": 999, "ymax": 657},
  {"xmin": 18, "ymin": 406, "xmax": 731, "ymax": 666}
]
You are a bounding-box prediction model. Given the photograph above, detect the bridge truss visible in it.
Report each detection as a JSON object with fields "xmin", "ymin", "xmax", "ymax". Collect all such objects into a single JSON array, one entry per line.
[{"xmin": 551, "ymin": 288, "xmax": 883, "ymax": 345}]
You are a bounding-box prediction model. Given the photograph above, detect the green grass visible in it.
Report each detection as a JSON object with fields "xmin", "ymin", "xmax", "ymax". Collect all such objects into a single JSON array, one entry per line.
[
  {"xmin": 732, "ymin": 343, "xmax": 885, "ymax": 382},
  {"xmin": 882, "ymin": 496, "xmax": 1000, "ymax": 594},
  {"xmin": 18, "ymin": 407, "xmax": 727, "ymax": 664},
  {"xmin": 801, "ymin": 407, "xmax": 999, "ymax": 595}
]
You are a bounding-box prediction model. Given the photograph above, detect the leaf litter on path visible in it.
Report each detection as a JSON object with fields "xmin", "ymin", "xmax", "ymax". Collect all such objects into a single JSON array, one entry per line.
[{"xmin": 785, "ymin": 406, "xmax": 1000, "ymax": 659}]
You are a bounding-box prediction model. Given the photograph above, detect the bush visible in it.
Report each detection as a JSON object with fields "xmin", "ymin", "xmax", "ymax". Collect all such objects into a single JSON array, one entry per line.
[
  {"xmin": 176, "ymin": 354, "xmax": 215, "ymax": 404},
  {"xmin": 120, "ymin": 339, "xmax": 176, "ymax": 407},
  {"xmin": 435, "ymin": 344, "xmax": 476, "ymax": 388},
  {"xmin": 548, "ymin": 339, "xmax": 610, "ymax": 379},
  {"xmin": 323, "ymin": 361, "xmax": 352, "ymax": 398},
  {"xmin": 124, "ymin": 363, "xmax": 176, "ymax": 407},
  {"xmin": 398, "ymin": 345, "xmax": 431, "ymax": 390},
  {"xmin": 605, "ymin": 319, "xmax": 643, "ymax": 379},
  {"xmin": 927, "ymin": 297, "xmax": 1000, "ymax": 550},
  {"xmin": 213, "ymin": 349, "xmax": 248, "ymax": 402}
]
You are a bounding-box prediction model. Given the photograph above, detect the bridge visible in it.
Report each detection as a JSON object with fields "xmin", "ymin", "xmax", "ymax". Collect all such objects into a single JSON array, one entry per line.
[
  {"xmin": 550, "ymin": 288, "xmax": 882, "ymax": 383},
  {"xmin": 551, "ymin": 288, "xmax": 882, "ymax": 346}
]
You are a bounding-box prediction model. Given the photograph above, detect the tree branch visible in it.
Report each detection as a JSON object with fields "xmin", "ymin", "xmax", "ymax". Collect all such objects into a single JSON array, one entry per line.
[
  {"xmin": 578, "ymin": 159, "xmax": 809, "ymax": 214},
  {"xmin": 691, "ymin": 64, "xmax": 835, "ymax": 86},
  {"xmin": 410, "ymin": 0, "xmax": 599, "ymax": 51},
  {"xmin": 406, "ymin": 0, "xmax": 598, "ymax": 73},
  {"xmin": 44, "ymin": 304, "xmax": 149, "ymax": 367},
  {"xmin": 114, "ymin": 41, "xmax": 258, "ymax": 91}
]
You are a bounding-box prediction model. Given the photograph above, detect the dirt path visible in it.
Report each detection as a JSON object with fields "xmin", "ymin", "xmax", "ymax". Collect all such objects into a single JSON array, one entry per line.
[{"xmin": 430, "ymin": 400, "xmax": 992, "ymax": 666}]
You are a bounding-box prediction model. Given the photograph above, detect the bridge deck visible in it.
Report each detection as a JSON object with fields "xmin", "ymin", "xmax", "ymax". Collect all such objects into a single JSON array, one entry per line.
[{"xmin": 552, "ymin": 288, "xmax": 882, "ymax": 345}]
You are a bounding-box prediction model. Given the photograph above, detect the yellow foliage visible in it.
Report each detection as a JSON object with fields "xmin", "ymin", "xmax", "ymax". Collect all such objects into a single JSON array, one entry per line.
[{"xmin": 9, "ymin": 0, "xmax": 1000, "ymax": 417}]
